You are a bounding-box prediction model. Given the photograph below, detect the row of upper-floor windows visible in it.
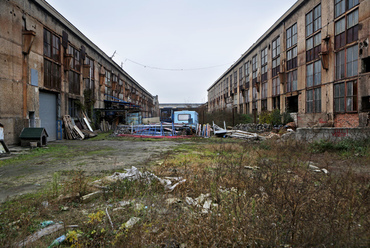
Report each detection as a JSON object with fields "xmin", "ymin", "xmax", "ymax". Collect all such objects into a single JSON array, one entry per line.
[
  {"xmin": 210, "ymin": 0, "xmax": 360, "ymax": 98},
  {"xmin": 43, "ymin": 28, "xmax": 150, "ymax": 98}
]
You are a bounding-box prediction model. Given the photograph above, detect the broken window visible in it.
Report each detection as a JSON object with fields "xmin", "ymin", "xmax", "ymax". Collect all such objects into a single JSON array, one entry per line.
[
  {"xmin": 361, "ymin": 57, "xmax": 370, "ymax": 73},
  {"xmin": 244, "ymin": 61, "xmax": 250, "ymax": 88},
  {"xmin": 361, "ymin": 96, "xmax": 370, "ymax": 111},
  {"xmin": 334, "ymin": 80, "xmax": 357, "ymax": 112},
  {"xmin": 287, "ymin": 96, "xmax": 298, "ymax": 113}
]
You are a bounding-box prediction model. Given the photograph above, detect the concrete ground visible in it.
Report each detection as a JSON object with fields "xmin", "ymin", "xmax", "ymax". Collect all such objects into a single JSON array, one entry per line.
[{"xmin": 0, "ymin": 139, "xmax": 188, "ymax": 202}]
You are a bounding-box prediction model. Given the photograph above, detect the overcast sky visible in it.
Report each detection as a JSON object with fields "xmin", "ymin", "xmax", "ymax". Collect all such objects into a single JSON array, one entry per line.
[{"xmin": 46, "ymin": 0, "xmax": 297, "ymax": 103}]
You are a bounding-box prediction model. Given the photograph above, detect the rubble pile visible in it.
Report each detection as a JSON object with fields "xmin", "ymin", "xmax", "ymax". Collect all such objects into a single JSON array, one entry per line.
[{"xmin": 233, "ymin": 123, "xmax": 272, "ymax": 133}]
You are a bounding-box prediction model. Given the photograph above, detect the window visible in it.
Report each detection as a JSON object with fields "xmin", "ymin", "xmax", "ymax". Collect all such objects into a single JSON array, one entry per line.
[
  {"xmin": 286, "ymin": 23, "xmax": 297, "ymax": 49},
  {"xmin": 306, "ymin": 32, "xmax": 322, "ymax": 62},
  {"xmin": 272, "ymin": 37, "xmax": 280, "ymax": 77},
  {"xmin": 84, "ymin": 57, "xmax": 95, "ymax": 92},
  {"xmin": 69, "ymin": 71, "xmax": 80, "ymax": 95},
  {"xmin": 347, "ymin": 44, "xmax": 358, "ymax": 77},
  {"xmin": 334, "ymin": 81, "xmax": 357, "ymax": 112},
  {"xmin": 307, "ymin": 60, "xmax": 322, "ymax": 87},
  {"xmin": 272, "ymin": 77, "xmax": 280, "ymax": 96},
  {"xmin": 335, "ymin": 0, "xmax": 359, "ymax": 18},
  {"xmin": 286, "ymin": 70, "xmax": 297, "ymax": 92},
  {"xmin": 244, "ymin": 61, "xmax": 250, "ymax": 88},
  {"xmin": 261, "ymin": 82, "xmax": 267, "ymax": 111},
  {"xmin": 261, "ymin": 47, "xmax": 268, "ymax": 82},
  {"xmin": 252, "ymin": 55, "xmax": 258, "ymax": 84},
  {"xmin": 335, "ymin": 8, "xmax": 358, "ymax": 49},
  {"xmin": 336, "ymin": 44, "xmax": 358, "ymax": 80},
  {"xmin": 239, "ymin": 66, "xmax": 243, "ymax": 86},
  {"xmin": 287, "ymin": 23, "xmax": 298, "ymax": 71},
  {"xmin": 234, "ymin": 71, "xmax": 237, "ymax": 89},
  {"xmin": 68, "ymin": 98, "xmax": 79, "ymax": 118},
  {"xmin": 287, "ymin": 47, "xmax": 298, "ymax": 71},
  {"xmin": 306, "ymin": 88, "xmax": 321, "ymax": 113},
  {"xmin": 261, "ymin": 82, "xmax": 267, "ymax": 99},
  {"xmin": 306, "ymin": 4, "xmax": 321, "ymax": 37},
  {"xmin": 68, "ymin": 45, "xmax": 80, "ymax": 71},
  {"xmin": 178, "ymin": 114, "xmax": 190, "ymax": 121},
  {"xmin": 43, "ymin": 29, "xmax": 61, "ymax": 90}
]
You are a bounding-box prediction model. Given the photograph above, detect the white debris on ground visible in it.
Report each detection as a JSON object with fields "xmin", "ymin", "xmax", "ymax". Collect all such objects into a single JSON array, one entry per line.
[
  {"xmin": 307, "ymin": 161, "xmax": 329, "ymax": 174},
  {"xmin": 107, "ymin": 166, "xmax": 186, "ymax": 192}
]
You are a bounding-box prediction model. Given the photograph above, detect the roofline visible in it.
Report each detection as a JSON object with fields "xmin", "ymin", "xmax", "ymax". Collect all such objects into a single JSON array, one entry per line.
[
  {"xmin": 208, "ymin": 0, "xmax": 305, "ymax": 91},
  {"xmin": 34, "ymin": 0, "xmax": 153, "ymax": 98}
]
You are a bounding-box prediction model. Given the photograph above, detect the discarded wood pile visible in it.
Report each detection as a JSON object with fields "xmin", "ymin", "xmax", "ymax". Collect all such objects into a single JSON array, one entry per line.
[
  {"xmin": 63, "ymin": 114, "xmax": 97, "ymax": 140},
  {"xmin": 100, "ymin": 120, "xmax": 111, "ymax": 132}
]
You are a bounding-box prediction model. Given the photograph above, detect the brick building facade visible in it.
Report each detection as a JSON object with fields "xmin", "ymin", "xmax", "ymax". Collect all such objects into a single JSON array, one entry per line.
[
  {"xmin": 0, "ymin": 0, "xmax": 158, "ymax": 144},
  {"xmin": 207, "ymin": 0, "xmax": 370, "ymax": 128}
]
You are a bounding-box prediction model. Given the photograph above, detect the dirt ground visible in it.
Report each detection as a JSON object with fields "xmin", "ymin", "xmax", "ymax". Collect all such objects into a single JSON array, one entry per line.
[{"xmin": 0, "ymin": 139, "xmax": 190, "ymax": 203}]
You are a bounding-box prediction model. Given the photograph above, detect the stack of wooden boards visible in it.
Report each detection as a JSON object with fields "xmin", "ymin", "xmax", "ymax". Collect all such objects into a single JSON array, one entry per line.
[
  {"xmin": 63, "ymin": 114, "xmax": 97, "ymax": 140},
  {"xmin": 63, "ymin": 115, "xmax": 85, "ymax": 140}
]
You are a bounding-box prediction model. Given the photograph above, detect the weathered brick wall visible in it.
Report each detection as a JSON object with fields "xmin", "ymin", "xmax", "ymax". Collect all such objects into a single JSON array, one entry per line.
[{"xmin": 334, "ymin": 114, "xmax": 360, "ymax": 128}]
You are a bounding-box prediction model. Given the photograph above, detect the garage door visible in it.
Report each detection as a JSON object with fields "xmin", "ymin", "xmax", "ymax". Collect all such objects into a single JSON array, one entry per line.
[{"xmin": 39, "ymin": 92, "xmax": 57, "ymax": 141}]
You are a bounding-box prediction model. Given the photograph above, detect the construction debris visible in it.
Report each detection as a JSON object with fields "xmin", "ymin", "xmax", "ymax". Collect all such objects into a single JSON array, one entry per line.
[
  {"xmin": 104, "ymin": 166, "xmax": 186, "ymax": 192},
  {"xmin": 63, "ymin": 115, "xmax": 85, "ymax": 140},
  {"xmin": 15, "ymin": 223, "xmax": 78, "ymax": 247}
]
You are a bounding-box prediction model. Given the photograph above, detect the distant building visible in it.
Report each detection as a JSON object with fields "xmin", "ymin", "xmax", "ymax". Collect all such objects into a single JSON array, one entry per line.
[
  {"xmin": 0, "ymin": 0, "xmax": 159, "ymax": 144},
  {"xmin": 208, "ymin": 0, "xmax": 370, "ymax": 128}
]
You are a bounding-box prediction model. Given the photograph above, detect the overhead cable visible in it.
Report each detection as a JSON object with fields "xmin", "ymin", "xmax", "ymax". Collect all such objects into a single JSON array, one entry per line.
[{"xmin": 125, "ymin": 58, "xmax": 234, "ymax": 71}]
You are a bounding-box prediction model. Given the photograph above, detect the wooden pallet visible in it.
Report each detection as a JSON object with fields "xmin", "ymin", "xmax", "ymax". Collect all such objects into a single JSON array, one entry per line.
[{"xmin": 63, "ymin": 115, "xmax": 85, "ymax": 140}]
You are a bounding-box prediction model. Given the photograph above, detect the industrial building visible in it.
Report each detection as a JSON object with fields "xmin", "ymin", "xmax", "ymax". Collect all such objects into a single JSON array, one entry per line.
[
  {"xmin": 208, "ymin": 0, "xmax": 370, "ymax": 128},
  {"xmin": 0, "ymin": 0, "xmax": 159, "ymax": 145}
]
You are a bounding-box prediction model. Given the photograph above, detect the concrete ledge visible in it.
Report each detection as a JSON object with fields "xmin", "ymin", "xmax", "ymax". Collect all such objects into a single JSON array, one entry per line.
[{"xmin": 296, "ymin": 128, "xmax": 370, "ymax": 142}]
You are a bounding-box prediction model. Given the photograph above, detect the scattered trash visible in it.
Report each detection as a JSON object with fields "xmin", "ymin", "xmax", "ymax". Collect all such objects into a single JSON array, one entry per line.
[
  {"xmin": 212, "ymin": 121, "xmax": 227, "ymax": 137},
  {"xmin": 307, "ymin": 161, "xmax": 329, "ymax": 174},
  {"xmin": 244, "ymin": 165, "xmax": 260, "ymax": 170},
  {"xmin": 108, "ymin": 166, "xmax": 186, "ymax": 192},
  {"xmin": 166, "ymin": 198, "xmax": 182, "ymax": 205},
  {"xmin": 105, "ymin": 207, "xmax": 114, "ymax": 229},
  {"xmin": 40, "ymin": 220, "xmax": 54, "ymax": 228},
  {"xmin": 48, "ymin": 234, "xmax": 66, "ymax": 248},
  {"xmin": 60, "ymin": 206, "xmax": 69, "ymax": 211},
  {"xmin": 81, "ymin": 191, "xmax": 103, "ymax": 203},
  {"xmin": 42, "ymin": 201, "xmax": 49, "ymax": 208},
  {"xmin": 124, "ymin": 217, "xmax": 140, "ymax": 229},
  {"xmin": 15, "ymin": 223, "xmax": 63, "ymax": 247}
]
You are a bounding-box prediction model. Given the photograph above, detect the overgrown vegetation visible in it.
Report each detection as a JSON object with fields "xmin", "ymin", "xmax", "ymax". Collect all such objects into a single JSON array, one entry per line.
[
  {"xmin": 0, "ymin": 139, "xmax": 369, "ymax": 247},
  {"xmin": 203, "ymin": 110, "xmax": 253, "ymax": 126}
]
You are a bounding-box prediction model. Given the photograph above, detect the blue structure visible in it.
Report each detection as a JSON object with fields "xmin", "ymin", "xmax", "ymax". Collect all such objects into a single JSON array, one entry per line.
[{"xmin": 173, "ymin": 111, "xmax": 199, "ymax": 128}]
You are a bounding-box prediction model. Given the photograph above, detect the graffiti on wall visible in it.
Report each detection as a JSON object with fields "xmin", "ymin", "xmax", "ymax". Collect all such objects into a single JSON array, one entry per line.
[{"xmin": 332, "ymin": 129, "xmax": 349, "ymax": 137}]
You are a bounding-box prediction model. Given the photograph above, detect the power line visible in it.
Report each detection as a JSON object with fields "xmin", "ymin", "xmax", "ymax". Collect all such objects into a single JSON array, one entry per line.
[{"xmin": 125, "ymin": 58, "xmax": 234, "ymax": 71}]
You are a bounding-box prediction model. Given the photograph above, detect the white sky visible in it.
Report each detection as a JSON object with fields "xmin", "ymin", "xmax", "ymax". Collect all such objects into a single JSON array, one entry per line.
[{"xmin": 45, "ymin": 0, "xmax": 297, "ymax": 103}]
